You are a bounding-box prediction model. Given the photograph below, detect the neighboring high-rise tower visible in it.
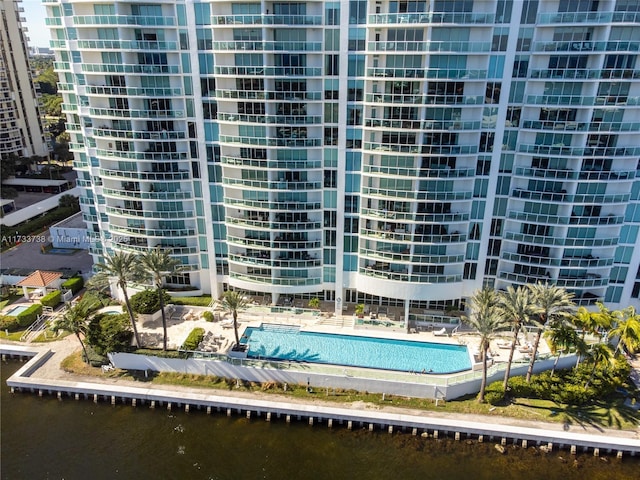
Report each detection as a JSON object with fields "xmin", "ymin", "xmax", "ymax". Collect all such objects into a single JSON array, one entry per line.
[
  {"xmin": 46, "ymin": 0, "xmax": 640, "ymax": 321},
  {"xmin": 0, "ymin": 0, "xmax": 49, "ymax": 159}
]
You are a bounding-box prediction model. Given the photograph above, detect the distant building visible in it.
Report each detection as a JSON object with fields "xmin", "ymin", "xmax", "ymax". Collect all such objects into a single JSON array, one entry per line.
[
  {"xmin": 0, "ymin": 0, "xmax": 49, "ymax": 159},
  {"xmin": 46, "ymin": 0, "xmax": 640, "ymax": 317}
]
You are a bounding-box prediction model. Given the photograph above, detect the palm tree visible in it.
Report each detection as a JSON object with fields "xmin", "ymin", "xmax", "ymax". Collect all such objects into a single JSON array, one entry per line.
[
  {"xmin": 220, "ymin": 290, "xmax": 249, "ymax": 349},
  {"xmin": 498, "ymin": 285, "xmax": 536, "ymax": 391},
  {"xmin": 525, "ymin": 283, "xmax": 575, "ymax": 382},
  {"xmin": 545, "ymin": 322, "xmax": 582, "ymax": 377},
  {"xmin": 571, "ymin": 303, "xmax": 613, "ymax": 366},
  {"xmin": 584, "ymin": 343, "xmax": 614, "ymax": 389},
  {"xmin": 89, "ymin": 251, "xmax": 142, "ymax": 348},
  {"xmin": 608, "ymin": 305, "xmax": 640, "ymax": 355},
  {"xmin": 461, "ymin": 287, "xmax": 507, "ymax": 402},
  {"xmin": 52, "ymin": 297, "xmax": 102, "ymax": 363},
  {"xmin": 138, "ymin": 247, "xmax": 183, "ymax": 351}
]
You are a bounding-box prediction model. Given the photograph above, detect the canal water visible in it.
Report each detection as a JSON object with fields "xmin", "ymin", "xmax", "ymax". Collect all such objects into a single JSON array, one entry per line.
[{"xmin": 2, "ymin": 360, "xmax": 638, "ymax": 480}]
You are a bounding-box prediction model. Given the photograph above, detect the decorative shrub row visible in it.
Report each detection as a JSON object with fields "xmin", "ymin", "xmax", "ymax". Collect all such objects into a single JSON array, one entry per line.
[
  {"xmin": 169, "ymin": 295, "xmax": 213, "ymax": 307},
  {"xmin": 485, "ymin": 358, "xmax": 631, "ymax": 406},
  {"xmin": 182, "ymin": 327, "xmax": 205, "ymax": 351},
  {"xmin": 40, "ymin": 290, "xmax": 62, "ymax": 308},
  {"xmin": 62, "ymin": 276, "xmax": 84, "ymax": 294},
  {"xmin": 15, "ymin": 304, "xmax": 43, "ymax": 327}
]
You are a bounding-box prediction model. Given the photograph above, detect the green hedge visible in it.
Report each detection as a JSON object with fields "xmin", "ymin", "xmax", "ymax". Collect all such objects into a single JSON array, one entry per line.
[
  {"xmin": 182, "ymin": 327, "xmax": 205, "ymax": 351},
  {"xmin": 202, "ymin": 311, "xmax": 214, "ymax": 322},
  {"xmin": 0, "ymin": 315, "xmax": 21, "ymax": 332},
  {"xmin": 169, "ymin": 295, "xmax": 213, "ymax": 307},
  {"xmin": 62, "ymin": 276, "xmax": 84, "ymax": 294},
  {"xmin": 15, "ymin": 304, "xmax": 43, "ymax": 327},
  {"xmin": 40, "ymin": 290, "xmax": 62, "ymax": 308}
]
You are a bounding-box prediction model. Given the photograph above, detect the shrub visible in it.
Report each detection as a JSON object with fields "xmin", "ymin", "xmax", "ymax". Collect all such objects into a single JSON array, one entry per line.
[
  {"xmin": 202, "ymin": 311, "xmax": 214, "ymax": 322},
  {"xmin": 62, "ymin": 276, "xmax": 84, "ymax": 294},
  {"xmin": 507, "ymin": 375, "xmax": 535, "ymax": 397},
  {"xmin": 40, "ymin": 290, "xmax": 62, "ymax": 308},
  {"xmin": 182, "ymin": 327, "xmax": 205, "ymax": 351},
  {"xmin": 308, "ymin": 297, "xmax": 320, "ymax": 309},
  {"xmin": 484, "ymin": 381, "xmax": 505, "ymax": 405},
  {"xmin": 83, "ymin": 344, "xmax": 108, "ymax": 367},
  {"xmin": 130, "ymin": 289, "xmax": 171, "ymax": 314},
  {"xmin": 86, "ymin": 313, "xmax": 133, "ymax": 355},
  {"xmin": 0, "ymin": 315, "xmax": 20, "ymax": 332},
  {"xmin": 16, "ymin": 304, "xmax": 43, "ymax": 327}
]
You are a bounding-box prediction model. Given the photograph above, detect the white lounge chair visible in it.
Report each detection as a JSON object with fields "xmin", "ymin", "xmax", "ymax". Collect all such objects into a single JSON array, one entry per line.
[
  {"xmin": 182, "ymin": 309, "xmax": 195, "ymax": 321},
  {"xmin": 433, "ymin": 327, "xmax": 448, "ymax": 336}
]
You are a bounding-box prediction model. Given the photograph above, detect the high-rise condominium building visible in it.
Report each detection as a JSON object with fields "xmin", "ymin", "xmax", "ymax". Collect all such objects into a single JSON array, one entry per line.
[
  {"xmin": 46, "ymin": 0, "xmax": 640, "ymax": 319},
  {"xmin": 0, "ymin": 0, "xmax": 49, "ymax": 159}
]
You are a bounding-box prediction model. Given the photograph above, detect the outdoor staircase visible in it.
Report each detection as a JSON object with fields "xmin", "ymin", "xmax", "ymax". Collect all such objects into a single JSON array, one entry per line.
[{"xmin": 316, "ymin": 314, "xmax": 354, "ymax": 329}]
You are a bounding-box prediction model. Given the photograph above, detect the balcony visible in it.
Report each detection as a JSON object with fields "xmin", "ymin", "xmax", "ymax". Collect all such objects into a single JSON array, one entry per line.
[
  {"xmin": 77, "ymin": 40, "xmax": 178, "ymax": 50},
  {"xmin": 82, "ymin": 64, "xmax": 181, "ymax": 74},
  {"xmin": 73, "ymin": 15, "xmax": 176, "ymax": 26},
  {"xmin": 537, "ymin": 11, "xmax": 640, "ymax": 24},
  {"xmin": 217, "ymin": 113, "xmax": 322, "ymax": 125},
  {"xmin": 99, "ymin": 168, "xmax": 190, "ymax": 181},
  {"xmin": 505, "ymin": 232, "xmax": 618, "ymax": 247},
  {"xmin": 529, "ymin": 68, "xmax": 640, "ymax": 80},
  {"xmin": 211, "ymin": 14, "xmax": 322, "ymax": 26},
  {"xmin": 89, "ymin": 107, "xmax": 185, "ymax": 119},
  {"xmin": 214, "ymin": 66, "xmax": 322, "ymax": 77},
  {"xmin": 368, "ymin": 12, "xmax": 495, "ymax": 24},
  {"xmin": 86, "ymin": 86, "xmax": 182, "ymax": 97}
]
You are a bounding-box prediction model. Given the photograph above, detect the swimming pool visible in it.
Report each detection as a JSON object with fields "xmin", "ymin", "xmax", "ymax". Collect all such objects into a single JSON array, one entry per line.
[
  {"xmin": 4, "ymin": 305, "xmax": 30, "ymax": 317},
  {"xmin": 240, "ymin": 324, "xmax": 471, "ymax": 374}
]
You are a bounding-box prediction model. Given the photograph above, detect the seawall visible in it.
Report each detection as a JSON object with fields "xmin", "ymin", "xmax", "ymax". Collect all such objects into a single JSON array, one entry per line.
[{"xmin": 3, "ymin": 345, "xmax": 640, "ymax": 458}]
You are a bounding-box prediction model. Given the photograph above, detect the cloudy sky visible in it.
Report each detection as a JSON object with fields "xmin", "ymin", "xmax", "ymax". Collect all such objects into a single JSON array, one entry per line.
[{"xmin": 21, "ymin": 0, "xmax": 50, "ymax": 48}]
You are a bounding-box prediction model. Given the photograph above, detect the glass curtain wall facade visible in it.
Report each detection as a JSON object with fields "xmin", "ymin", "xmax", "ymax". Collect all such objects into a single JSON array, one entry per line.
[{"xmin": 46, "ymin": 0, "xmax": 640, "ymax": 317}]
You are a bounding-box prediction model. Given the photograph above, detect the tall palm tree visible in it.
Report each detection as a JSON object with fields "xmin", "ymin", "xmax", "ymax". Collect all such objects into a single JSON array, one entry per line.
[
  {"xmin": 52, "ymin": 297, "xmax": 102, "ymax": 363},
  {"xmin": 220, "ymin": 290, "xmax": 249, "ymax": 349},
  {"xmin": 525, "ymin": 283, "xmax": 575, "ymax": 382},
  {"xmin": 462, "ymin": 287, "xmax": 507, "ymax": 402},
  {"xmin": 608, "ymin": 305, "xmax": 640, "ymax": 355},
  {"xmin": 498, "ymin": 285, "xmax": 536, "ymax": 391},
  {"xmin": 138, "ymin": 247, "xmax": 183, "ymax": 351},
  {"xmin": 89, "ymin": 251, "xmax": 142, "ymax": 348}
]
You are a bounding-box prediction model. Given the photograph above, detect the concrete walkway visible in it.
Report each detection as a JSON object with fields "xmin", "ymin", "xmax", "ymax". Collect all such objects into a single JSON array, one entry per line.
[{"xmin": 2, "ymin": 337, "xmax": 639, "ymax": 448}]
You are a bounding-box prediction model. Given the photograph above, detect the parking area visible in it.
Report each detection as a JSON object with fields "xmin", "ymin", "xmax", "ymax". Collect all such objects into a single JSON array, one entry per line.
[{"xmin": 0, "ymin": 228, "xmax": 93, "ymax": 275}]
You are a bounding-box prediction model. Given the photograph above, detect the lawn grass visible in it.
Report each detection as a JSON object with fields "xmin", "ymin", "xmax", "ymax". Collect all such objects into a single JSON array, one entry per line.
[
  {"xmin": 59, "ymin": 351, "xmax": 639, "ymax": 430},
  {"xmin": 0, "ymin": 329, "xmax": 27, "ymax": 342}
]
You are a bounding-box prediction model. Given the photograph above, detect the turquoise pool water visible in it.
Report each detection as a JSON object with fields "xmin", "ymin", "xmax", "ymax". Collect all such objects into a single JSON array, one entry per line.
[
  {"xmin": 241, "ymin": 325, "xmax": 471, "ymax": 374},
  {"xmin": 4, "ymin": 305, "xmax": 30, "ymax": 317}
]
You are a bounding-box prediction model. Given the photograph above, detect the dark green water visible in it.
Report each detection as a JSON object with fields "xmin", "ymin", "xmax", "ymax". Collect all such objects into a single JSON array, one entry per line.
[{"xmin": 2, "ymin": 360, "xmax": 638, "ymax": 480}]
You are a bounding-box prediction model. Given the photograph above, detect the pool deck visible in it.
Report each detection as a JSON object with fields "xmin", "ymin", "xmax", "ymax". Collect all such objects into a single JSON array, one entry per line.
[{"xmin": 132, "ymin": 304, "xmax": 540, "ymax": 369}]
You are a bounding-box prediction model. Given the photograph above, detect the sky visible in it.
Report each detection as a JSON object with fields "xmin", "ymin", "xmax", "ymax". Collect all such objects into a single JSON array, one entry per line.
[{"xmin": 21, "ymin": 0, "xmax": 50, "ymax": 48}]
